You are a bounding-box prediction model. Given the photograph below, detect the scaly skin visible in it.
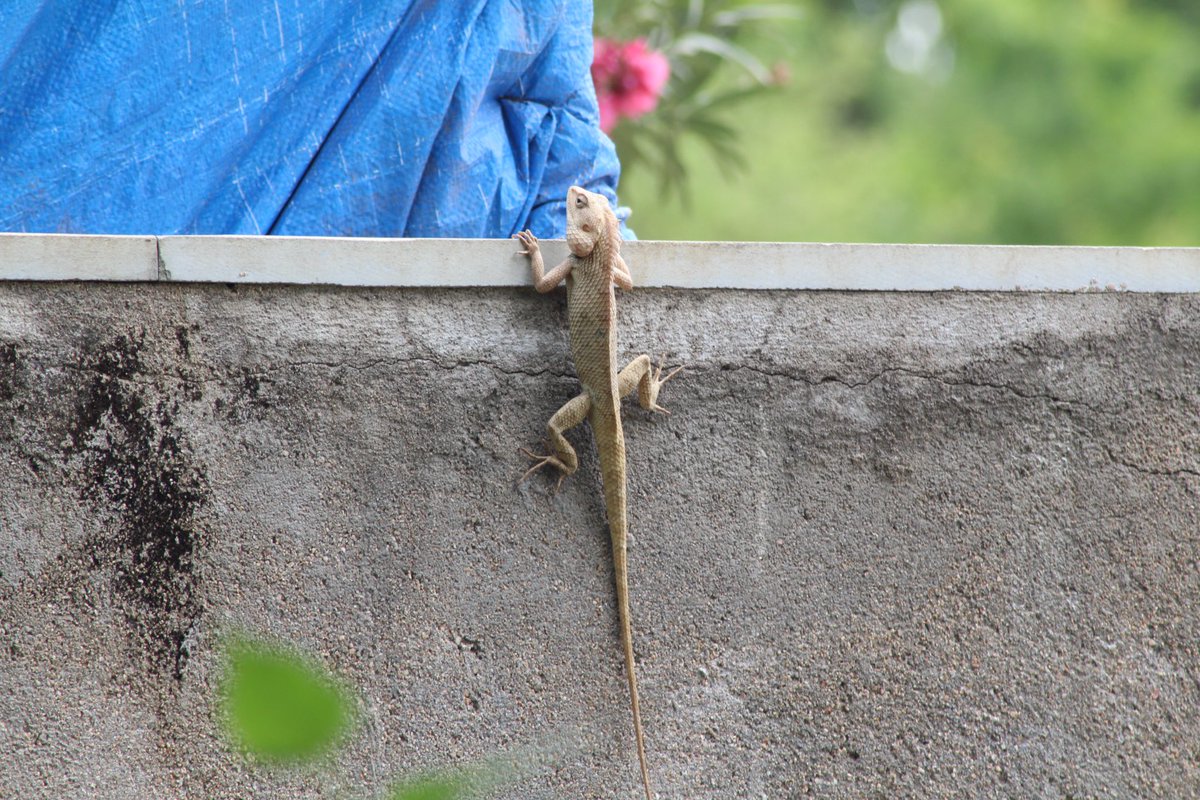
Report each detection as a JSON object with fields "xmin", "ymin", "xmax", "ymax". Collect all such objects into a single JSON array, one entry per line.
[{"xmin": 515, "ymin": 186, "xmax": 680, "ymax": 800}]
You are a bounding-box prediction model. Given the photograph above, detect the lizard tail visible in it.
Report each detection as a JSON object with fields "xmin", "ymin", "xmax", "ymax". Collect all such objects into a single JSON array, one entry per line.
[
  {"xmin": 614, "ymin": 522, "xmax": 653, "ymax": 800},
  {"xmin": 592, "ymin": 403, "xmax": 653, "ymax": 800}
]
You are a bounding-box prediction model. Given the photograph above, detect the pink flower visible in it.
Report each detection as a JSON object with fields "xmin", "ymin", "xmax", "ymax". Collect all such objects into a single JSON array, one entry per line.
[{"xmin": 592, "ymin": 38, "xmax": 670, "ymax": 133}]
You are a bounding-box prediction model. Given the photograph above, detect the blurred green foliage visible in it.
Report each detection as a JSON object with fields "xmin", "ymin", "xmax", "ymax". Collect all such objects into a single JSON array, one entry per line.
[
  {"xmin": 611, "ymin": 0, "xmax": 1200, "ymax": 244},
  {"xmin": 594, "ymin": 0, "xmax": 799, "ymax": 200},
  {"xmin": 219, "ymin": 635, "xmax": 355, "ymax": 763},
  {"xmin": 217, "ymin": 633, "xmax": 482, "ymax": 799},
  {"xmin": 387, "ymin": 775, "xmax": 469, "ymax": 800}
]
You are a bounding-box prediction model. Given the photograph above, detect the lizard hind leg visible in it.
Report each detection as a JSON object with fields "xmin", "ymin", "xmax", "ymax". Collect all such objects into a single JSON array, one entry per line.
[
  {"xmin": 519, "ymin": 391, "xmax": 591, "ymax": 489},
  {"xmin": 618, "ymin": 354, "xmax": 683, "ymax": 415}
]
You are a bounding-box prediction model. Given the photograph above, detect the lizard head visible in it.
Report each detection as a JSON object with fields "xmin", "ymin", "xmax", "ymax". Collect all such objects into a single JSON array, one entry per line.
[{"xmin": 565, "ymin": 185, "xmax": 619, "ymax": 258}]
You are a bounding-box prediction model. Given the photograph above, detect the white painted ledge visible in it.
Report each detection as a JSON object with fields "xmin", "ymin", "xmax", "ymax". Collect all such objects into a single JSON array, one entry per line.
[
  {"xmin": 0, "ymin": 233, "xmax": 158, "ymax": 281},
  {"xmin": 1, "ymin": 233, "xmax": 1199, "ymax": 291}
]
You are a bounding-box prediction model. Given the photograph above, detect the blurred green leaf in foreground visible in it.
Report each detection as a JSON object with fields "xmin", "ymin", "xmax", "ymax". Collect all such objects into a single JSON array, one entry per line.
[
  {"xmin": 216, "ymin": 633, "xmax": 493, "ymax": 799},
  {"xmin": 218, "ymin": 635, "xmax": 355, "ymax": 764},
  {"xmin": 388, "ymin": 775, "xmax": 469, "ymax": 800}
]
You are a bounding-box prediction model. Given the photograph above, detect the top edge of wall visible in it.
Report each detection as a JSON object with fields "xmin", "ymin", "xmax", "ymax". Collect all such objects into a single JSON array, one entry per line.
[{"xmin": 1, "ymin": 233, "xmax": 1198, "ymax": 292}]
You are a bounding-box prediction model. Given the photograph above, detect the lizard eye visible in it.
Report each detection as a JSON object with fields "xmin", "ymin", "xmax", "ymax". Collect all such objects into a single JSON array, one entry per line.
[{"xmin": 575, "ymin": 195, "xmax": 587, "ymax": 208}]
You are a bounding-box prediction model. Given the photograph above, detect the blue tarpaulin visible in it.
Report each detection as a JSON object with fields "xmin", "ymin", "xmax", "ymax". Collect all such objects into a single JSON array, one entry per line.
[{"xmin": 0, "ymin": 1, "xmax": 626, "ymax": 238}]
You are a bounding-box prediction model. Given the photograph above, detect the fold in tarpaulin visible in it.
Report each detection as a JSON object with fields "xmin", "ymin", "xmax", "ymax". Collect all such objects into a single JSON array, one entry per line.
[{"xmin": 0, "ymin": 0, "xmax": 629, "ymax": 238}]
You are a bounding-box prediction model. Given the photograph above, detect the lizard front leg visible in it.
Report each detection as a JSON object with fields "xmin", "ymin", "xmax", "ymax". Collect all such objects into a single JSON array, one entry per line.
[
  {"xmin": 617, "ymin": 354, "xmax": 683, "ymax": 414},
  {"xmin": 520, "ymin": 391, "xmax": 591, "ymax": 488},
  {"xmin": 514, "ymin": 230, "xmax": 572, "ymax": 292}
]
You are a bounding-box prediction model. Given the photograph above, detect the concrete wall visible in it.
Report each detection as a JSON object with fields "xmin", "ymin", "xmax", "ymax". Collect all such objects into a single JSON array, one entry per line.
[{"xmin": 2, "ymin": 237, "xmax": 1198, "ymax": 799}]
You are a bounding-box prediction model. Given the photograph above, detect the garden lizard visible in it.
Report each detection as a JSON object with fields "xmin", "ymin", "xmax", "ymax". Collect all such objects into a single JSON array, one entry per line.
[{"xmin": 515, "ymin": 186, "xmax": 680, "ymax": 800}]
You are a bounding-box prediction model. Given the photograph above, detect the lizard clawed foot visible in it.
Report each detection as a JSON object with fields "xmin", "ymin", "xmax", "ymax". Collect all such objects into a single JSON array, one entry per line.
[
  {"xmin": 513, "ymin": 229, "xmax": 539, "ymax": 256},
  {"xmin": 518, "ymin": 447, "xmax": 569, "ymax": 493},
  {"xmin": 646, "ymin": 356, "xmax": 684, "ymax": 415}
]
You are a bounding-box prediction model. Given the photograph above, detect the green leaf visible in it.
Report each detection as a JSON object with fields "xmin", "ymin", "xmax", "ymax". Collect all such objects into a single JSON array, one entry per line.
[
  {"xmin": 686, "ymin": 114, "xmax": 738, "ymax": 143},
  {"xmin": 219, "ymin": 636, "xmax": 354, "ymax": 763},
  {"xmin": 668, "ymin": 31, "xmax": 772, "ymax": 83},
  {"xmin": 695, "ymin": 83, "xmax": 779, "ymax": 114},
  {"xmin": 389, "ymin": 776, "xmax": 467, "ymax": 800},
  {"xmin": 712, "ymin": 4, "xmax": 804, "ymax": 28}
]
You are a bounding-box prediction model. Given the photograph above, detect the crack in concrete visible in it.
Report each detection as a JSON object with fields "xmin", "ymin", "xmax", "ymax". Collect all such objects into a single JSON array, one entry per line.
[
  {"xmin": 270, "ymin": 354, "xmax": 573, "ymax": 381},
  {"xmin": 55, "ymin": 361, "xmax": 194, "ymax": 389},
  {"xmin": 1103, "ymin": 446, "xmax": 1200, "ymax": 480},
  {"xmin": 50, "ymin": 353, "xmax": 573, "ymax": 385},
  {"xmin": 727, "ymin": 362, "xmax": 1108, "ymax": 414},
  {"xmin": 35, "ymin": 355, "xmax": 1168, "ymax": 429}
]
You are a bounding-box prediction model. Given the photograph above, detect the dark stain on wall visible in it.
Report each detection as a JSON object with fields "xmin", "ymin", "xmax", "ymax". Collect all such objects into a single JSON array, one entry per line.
[
  {"xmin": 0, "ymin": 342, "xmax": 21, "ymax": 446},
  {"xmin": 63, "ymin": 329, "xmax": 209, "ymax": 683},
  {"xmin": 0, "ymin": 339, "xmax": 46, "ymax": 476},
  {"xmin": 213, "ymin": 367, "xmax": 275, "ymax": 423},
  {"xmin": 0, "ymin": 340, "xmax": 18, "ymax": 402}
]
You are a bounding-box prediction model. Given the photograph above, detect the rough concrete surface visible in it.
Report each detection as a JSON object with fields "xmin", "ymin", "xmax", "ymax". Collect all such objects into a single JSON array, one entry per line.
[{"xmin": 1, "ymin": 281, "xmax": 1198, "ymax": 799}]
